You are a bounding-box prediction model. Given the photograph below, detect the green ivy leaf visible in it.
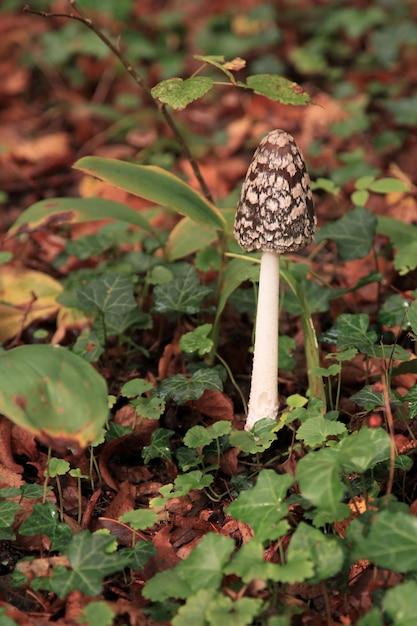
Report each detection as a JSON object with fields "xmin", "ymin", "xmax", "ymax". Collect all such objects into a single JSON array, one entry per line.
[
  {"xmin": 80, "ymin": 601, "xmax": 115, "ymax": 626},
  {"xmin": 350, "ymin": 385, "xmax": 384, "ymax": 411},
  {"xmin": 153, "ymin": 265, "xmax": 211, "ymax": 315},
  {"xmin": 337, "ymin": 427, "xmax": 391, "ymax": 473},
  {"xmin": 126, "ymin": 540, "xmax": 156, "ymax": 571},
  {"xmin": 334, "ymin": 314, "xmax": 377, "ymax": 353},
  {"xmin": 316, "ymin": 207, "xmax": 377, "ymax": 260},
  {"xmin": 50, "ymin": 531, "xmax": 131, "ymax": 597},
  {"xmin": 77, "ymin": 273, "xmax": 137, "ymax": 334},
  {"xmin": 229, "ymin": 418, "xmax": 280, "ymax": 454},
  {"xmin": 150, "ymin": 470, "xmax": 214, "ymax": 509},
  {"xmin": 142, "ymin": 428, "xmax": 174, "ymax": 463},
  {"xmin": 405, "ymin": 386, "xmax": 417, "ymax": 419},
  {"xmin": 19, "ymin": 503, "xmax": 71, "ymax": 551},
  {"xmin": 350, "ymin": 510, "xmax": 417, "ymax": 572},
  {"xmin": 184, "ymin": 421, "xmax": 231, "ymax": 448},
  {"xmin": 119, "ymin": 509, "xmax": 157, "ymax": 530},
  {"xmin": 296, "ymin": 416, "xmax": 346, "ymax": 448},
  {"xmin": 0, "ymin": 501, "xmax": 20, "ymax": 529},
  {"xmin": 287, "ymin": 522, "xmax": 344, "ymax": 582},
  {"xmin": 408, "ymin": 301, "xmax": 417, "ymax": 335},
  {"xmin": 382, "ymin": 580, "xmax": 417, "ymax": 626},
  {"xmin": 227, "ymin": 469, "xmax": 293, "ymax": 542},
  {"xmin": 296, "ymin": 449, "xmax": 349, "ymax": 524},
  {"xmin": 205, "ymin": 594, "xmax": 263, "ymax": 626},
  {"xmin": 158, "ymin": 367, "xmax": 224, "ymax": 404},
  {"xmin": 143, "ymin": 533, "xmax": 234, "ymax": 601},
  {"xmin": 180, "ymin": 324, "xmax": 214, "ymax": 356},
  {"xmin": 378, "ymin": 294, "xmax": 410, "ymax": 327},
  {"xmin": 246, "ymin": 75, "xmax": 310, "ymax": 105},
  {"xmin": 151, "ymin": 76, "xmax": 214, "ymax": 110}
]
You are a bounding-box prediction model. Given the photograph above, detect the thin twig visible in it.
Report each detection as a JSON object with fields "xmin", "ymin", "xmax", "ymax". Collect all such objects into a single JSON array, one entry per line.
[
  {"xmin": 382, "ymin": 371, "xmax": 396, "ymax": 497},
  {"xmin": 23, "ymin": 1, "xmax": 214, "ymax": 202}
]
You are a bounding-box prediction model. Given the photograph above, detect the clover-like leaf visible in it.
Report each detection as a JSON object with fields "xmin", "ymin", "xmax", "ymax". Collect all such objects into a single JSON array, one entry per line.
[{"xmin": 151, "ymin": 76, "xmax": 214, "ymax": 110}]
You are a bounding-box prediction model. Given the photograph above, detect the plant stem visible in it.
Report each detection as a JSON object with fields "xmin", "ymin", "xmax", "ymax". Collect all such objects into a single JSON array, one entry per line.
[
  {"xmin": 56, "ymin": 476, "xmax": 64, "ymax": 522},
  {"xmin": 42, "ymin": 447, "xmax": 52, "ymax": 504},
  {"xmin": 23, "ymin": 0, "xmax": 213, "ymax": 203},
  {"xmin": 215, "ymin": 351, "xmax": 248, "ymax": 415}
]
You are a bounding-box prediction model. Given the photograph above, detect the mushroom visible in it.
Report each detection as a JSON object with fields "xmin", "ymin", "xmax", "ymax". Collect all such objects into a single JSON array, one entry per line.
[{"xmin": 234, "ymin": 129, "xmax": 316, "ymax": 430}]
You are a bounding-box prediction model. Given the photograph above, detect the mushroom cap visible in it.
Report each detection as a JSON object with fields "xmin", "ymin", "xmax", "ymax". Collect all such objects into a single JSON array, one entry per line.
[{"xmin": 234, "ymin": 129, "xmax": 316, "ymax": 253}]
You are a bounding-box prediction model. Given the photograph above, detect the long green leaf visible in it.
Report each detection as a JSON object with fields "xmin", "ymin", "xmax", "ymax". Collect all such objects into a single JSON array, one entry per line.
[
  {"xmin": 8, "ymin": 197, "xmax": 158, "ymax": 238},
  {"xmin": 166, "ymin": 217, "xmax": 218, "ymax": 261},
  {"xmin": 74, "ymin": 157, "xmax": 226, "ymax": 230}
]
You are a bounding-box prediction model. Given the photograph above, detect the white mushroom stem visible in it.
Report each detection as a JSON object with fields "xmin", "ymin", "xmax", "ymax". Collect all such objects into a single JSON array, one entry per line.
[{"xmin": 246, "ymin": 250, "xmax": 280, "ymax": 430}]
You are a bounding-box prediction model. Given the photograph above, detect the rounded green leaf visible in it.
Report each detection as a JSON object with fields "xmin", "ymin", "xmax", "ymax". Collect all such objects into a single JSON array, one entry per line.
[
  {"xmin": 246, "ymin": 75, "xmax": 310, "ymax": 105},
  {"xmin": 0, "ymin": 345, "xmax": 108, "ymax": 448}
]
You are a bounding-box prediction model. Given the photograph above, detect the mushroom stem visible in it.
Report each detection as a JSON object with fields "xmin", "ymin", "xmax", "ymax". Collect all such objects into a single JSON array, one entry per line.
[{"xmin": 246, "ymin": 251, "xmax": 279, "ymax": 430}]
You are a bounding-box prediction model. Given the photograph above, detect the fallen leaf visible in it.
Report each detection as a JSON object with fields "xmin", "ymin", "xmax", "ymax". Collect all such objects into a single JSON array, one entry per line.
[{"xmin": 194, "ymin": 389, "xmax": 234, "ymax": 421}]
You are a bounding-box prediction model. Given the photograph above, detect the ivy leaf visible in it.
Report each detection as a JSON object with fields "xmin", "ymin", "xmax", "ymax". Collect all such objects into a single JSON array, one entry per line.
[
  {"xmin": 296, "ymin": 416, "xmax": 346, "ymax": 448},
  {"xmin": 150, "ymin": 470, "xmax": 213, "ymax": 509},
  {"xmin": 379, "ymin": 294, "xmax": 410, "ymax": 327},
  {"xmin": 382, "ymin": 580, "xmax": 417, "ymax": 626},
  {"xmin": 153, "ymin": 264, "xmax": 211, "ymax": 315},
  {"xmin": 50, "ymin": 531, "xmax": 131, "ymax": 597},
  {"xmin": 119, "ymin": 509, "xmax": 157, "ymax": 530},
  {"xmin": 246, "ymin": 75, "xmax": 310, "ymax": 105},
  {"xmin": 158, "ymin": 367, "xmax": 224, "ymax": 404},
  {"xmin": 77, "ymin": 273, "xmax": 137, "ymax": 334},
  {"xmin": 80, "ymin": 601, "xmax": 115, "ymax": 626},
  {"xmin": 350, "ymin": 385, "xmax": 384, "ymax": 411},
  {"xmin": 142, "ymin": 428, "xmax": 174, "ymax": 463},
  {"xmin": 229, "ymin": 418, "xmax": 280, "ymax": 454},
  {"xmin": 184, "ymin": 421, "xmax": 231, "ymax": 448},
  {"xmin": 19, "ymin": 502, "xmax": 58, "ymax": 537},
  {"xmin": 126, "ymin": 540, "xmax": 156, "ymax": 571},
  {"xmin": 287, "ymin": 522, "xmax": 345, "ymax": 582},
  {"xmin": 296, "ymin": 449, "xmax": 350, "ymax": 524},
  {"xmin": 144, "ymin": 533, "xmax": 234, "ymax": 601},
  {"xmin": 334, "ymin": 314, "xmax": 377, "ymax": 352},
  {"xmin": 227, "ymin": 469, "xmax": 293, "ymax": 542},
  {"xmin": 408, "ymin": 300, "xmax": 417, "ymax": 335},
  {"xmin": 316, "ymin": 207, "xmax": 377, "ymax": 259},
  {"xmin": 337, "ymin": 427, "xmax": 391, "ymax": 473},
  {"xmin": 205, "ymin": 594, "xmax": 263, "ymax": 626},
  {"xmin": 405, "ymin": 386, "xmax": 417, "ymax": 419},
  {"xmin": 0, "ymin": 502, "xmax": 20, "ymax": 529},
  {"xmin": 151, "ymin": 76, "xmax": 214, "ymax": 110},
  {"xmin": 180, "ymin": 324, "xmax": 214, "ymax": 356},
  {"xmin": 350, "ymin": 510, "xmax": 417, "ymax": 572}
]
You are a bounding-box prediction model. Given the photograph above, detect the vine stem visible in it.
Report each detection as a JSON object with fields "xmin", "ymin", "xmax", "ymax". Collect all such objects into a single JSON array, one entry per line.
[
  {"xmin": 382, "ymin": 370, "xmax": 396, "ymax": 498},
  {"xmin": 23, "ymin": 0, "xmax": 214, "ymax": 203}
]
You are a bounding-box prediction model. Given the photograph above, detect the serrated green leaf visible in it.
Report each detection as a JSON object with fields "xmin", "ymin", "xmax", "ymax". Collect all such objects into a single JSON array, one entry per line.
[
  {"xmin": 150, "ymin": 470, "xmax": 213, "ymax": 509},
  {"xmin": 287, "ymin": 522, "xmax": 344, "ymax": 582},
  {"xmin": 47, "ymin": 457, "xmax": 70, "ymax": 478},
  {"xmin": 74, "ymin": 157, "xmax": 225, "ymax": 230},
  {"xmin": 296, "ymin": 449, "xmax": 349, "ymax": 523},
  {"xmin": 180, "ymin": 324, "xmax": 213, "ymax": 356},
  {"xmin": 153, "ymin": 264, "xmax": 211, "ymax": 315},
  {"xmin": 151, "ymin": 76, "xmax": 214, "ymax": 110},
  {"xmin": 227, "ymin": 469, "xmax": 293, "ymax": 542},
  {"xmin": 143, "ymin": 568, "xmax": 192, "ymax": 602},
  {"xmin": 121, "ymin": 378, "xmax": 153, "ymax": 398},
  {"xmin": 316, "ymin": 207, "xmax": 377, "ymax": 259},
  {"xmin": 382, "ymin": 580, "xmax": 417, "ymax": 626},
  {"xmin": 132, "ymin": 395, "xmax": 165, "ymax": 420},
  {"xmin": 172, "ymin": 589, "xmax": 212, "ymax": 626},
  {"xmin": 119, "ymin": 509, "xmax": 157, "ymax": 530},
  {"xmin": 229, "ymin": 418, "xmax": 280, "ymax": 454},
  {"xmin": 246, "ymin": 75, "xmax": 310, "ymax": 105},
  {"xmin": 184, "ymin": 421, "xmax": 231, "ymax": 448},
  {"xmin": 296, "ymin": 416, "xmax": 346, "ymax": 448},
  {"xmin": 337, "ymin": 427, "xmax": 391, "ymax": 473}
]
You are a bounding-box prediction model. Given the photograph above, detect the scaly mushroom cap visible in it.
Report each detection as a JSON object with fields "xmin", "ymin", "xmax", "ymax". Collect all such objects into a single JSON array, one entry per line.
[{"xmin": 234, "ymin": 129, "xmax": 316, "ymax": 253}]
